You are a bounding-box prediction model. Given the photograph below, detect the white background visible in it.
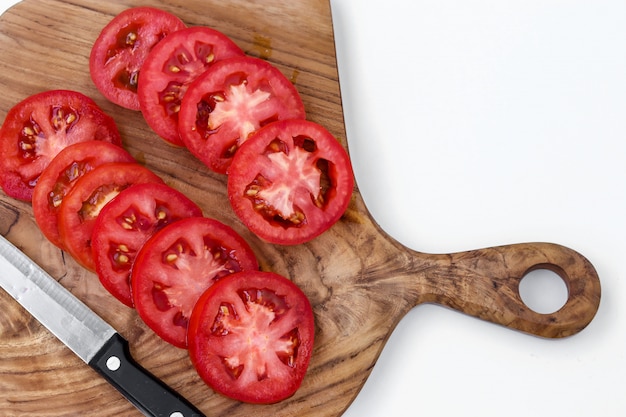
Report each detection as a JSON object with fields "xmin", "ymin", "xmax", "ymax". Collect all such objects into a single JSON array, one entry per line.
[
  {"xmin": 331, "ymin": 1, "xmax": 625, "ymax": 416},
  {"xmin": 1, "ymin": 0, "xmax": 625, "ymax": 416}
]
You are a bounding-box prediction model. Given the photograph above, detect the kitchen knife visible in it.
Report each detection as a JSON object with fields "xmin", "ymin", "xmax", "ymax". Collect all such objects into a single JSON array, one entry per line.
[{"xmin": 0, "ymin": 234, "xmax": 205, "ymax": 417}]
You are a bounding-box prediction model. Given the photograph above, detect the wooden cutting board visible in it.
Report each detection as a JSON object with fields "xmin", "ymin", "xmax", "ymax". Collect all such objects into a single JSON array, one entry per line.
[{"xmin": 0, "ymin": 0, "xmax": 601, "ymax": 416}]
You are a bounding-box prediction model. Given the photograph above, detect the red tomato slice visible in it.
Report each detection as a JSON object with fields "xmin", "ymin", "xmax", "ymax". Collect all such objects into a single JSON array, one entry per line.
[
  {"xmin": 91, "ymin": 182, "xmax": 203, "ymax": 307},
  {"xmin": 89, "ymin": 7, "xmax": 186, "ymax": 110},
  {"xmin": 178, "ymin": 56, "xmax": 306, "ymax": 174},
  {"xmin": 32, "ymin": 141, "xmax": 135, "ymax": 249},
  {"xmin": 0, "ymin": 90, "xmax": 121, "ymax": 201},
  {"xmin": 187, "ymin": 270, "xmax": 315, "ymax": 404},
  {"xmin": 138, "ymin": 26, "xmax": 244, "ymax": 146},
  {"xmin": 57, "ymin": 162, "xmax": 163, "ymax": 270},
  {"xmin": 131, "ymin": 216, "xmax": 259, "ymax": 348},
  {"xmin": 227, "ymin": 119, "xmax": 354, "ymax": 245}
]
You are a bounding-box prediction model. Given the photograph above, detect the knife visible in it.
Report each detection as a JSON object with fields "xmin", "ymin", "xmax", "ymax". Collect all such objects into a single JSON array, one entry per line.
[{"xmin": 0, "ymin": 234, "xmax": 205, "ymax": 417}]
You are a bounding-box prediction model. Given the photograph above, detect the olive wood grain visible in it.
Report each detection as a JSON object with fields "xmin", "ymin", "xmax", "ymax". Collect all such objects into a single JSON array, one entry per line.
[{"xmin": 0, "ymin": 0, "xmax": 601, "ymax": 416}]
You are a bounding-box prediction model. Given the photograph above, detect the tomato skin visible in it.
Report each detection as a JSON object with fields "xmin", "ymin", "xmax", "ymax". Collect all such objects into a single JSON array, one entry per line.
[
  {"xmin": 57, "ymin": 162, "xmax": 164, "ymax": 271},
  {"xmin": 131, "ymin": 216, "xmax": 259, "ymax": 348},
  {"xmin": 32, "ymin": 141, "xmax": 135, "ymax": 249},
  {"xmin": 0, "ymin": 90, "xmax": 121, "ymax": 201},
  {"xmin": 178, "ymin": 55, "xmax": 306, "ymax": 174},
  {"xmin": 188, "ymin": 270, "xmax": 315, "ymax": 404},
  {"xmin": 227, "ymin": 119, "xmax": 354, "ymax": 245},
  {"xmin": 138, "ymin": 26, "xmax": 244, "ymax": 146},
  {"xmin": 91, "ymin": 182, "xmax": 203, "ymax": 307},
  {"xmin": 89, "ymin": 7, "xmax": 186, "ymax": 110}
]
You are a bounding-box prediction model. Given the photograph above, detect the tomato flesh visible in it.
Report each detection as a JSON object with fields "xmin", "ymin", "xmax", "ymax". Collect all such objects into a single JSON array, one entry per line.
[
  {"xmin": 188, "ymin": 270, "xmax": 314, "ymax": 404},
  {"xmin": 228, "ymin": 119, "xmax": 354, "ymax": 245},
  {"xmin": 89, "ymin": 7, "xmax": 186, "ymax": 110},
  {"xmin": 138, "ymin": 26, "xmax": 244, "ymax": 145},
  {"xmin": 57, "ymin": 162, "xmax": 164, "ymax": 270},
  {"xmin": 91, "ymin": 182, "xmax": 202, "ymax": 307},
  {"xmin": 178, "ymin": 56, "xmax": 306, "ymax": 174},
  {"xmin": 32, "ymin": 141, "xmax": 135, "ymax": 249},
  {"xmin": 131, "ymin": 217, "xmax": 259, "ymax": 348},
  {"xmin": 0, "ymin": 90, "xmax": 121, "ymax": 201}
]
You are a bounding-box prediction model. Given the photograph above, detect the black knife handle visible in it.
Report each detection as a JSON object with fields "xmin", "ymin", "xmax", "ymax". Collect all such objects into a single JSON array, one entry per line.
[{"xmin": 89, "ymin": 333, "xmax": 205, "ymax": 417}]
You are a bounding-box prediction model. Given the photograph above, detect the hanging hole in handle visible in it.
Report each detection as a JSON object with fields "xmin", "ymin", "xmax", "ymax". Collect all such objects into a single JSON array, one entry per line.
[{"xmin": 519, "ymin": 269, "xmax": 569, "ymax": 314}]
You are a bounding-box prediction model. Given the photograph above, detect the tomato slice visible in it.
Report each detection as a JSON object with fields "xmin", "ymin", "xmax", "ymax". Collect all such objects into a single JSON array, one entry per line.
[
  {"xmin": 89, "ymin": 7, "xmax": 186, "ymax": 110},
  {"xmin": 91, "ymin": 182, "xmax": 203, "ymax": 307},
  {"xmin": 57, "ymin": 162, "xmax": 163, "ymax": 270},
  {"xmin": 0, "ymin": 90, "xmax": 121, "ymax": 201},
  {"xmin": 131, "ymin": 217, "xmax": 259, "ymax": 348},
  {"xmin": 227, "ymin": 119, "xmax": 354, "ymax": 245},
  {"xmin": 32, "ymin": 141, "xmax": 135, "ymax": 249},
  {"xmin": 178, "ymin": 56, "xmax": 306, "ymax": 174},
  {"xmin": 187, "ymin": 270, "xmax": 315, "ymax": 404},
  {"xmin": 138, "ymin": 26, "xmax": 244, "ymax": 146}
]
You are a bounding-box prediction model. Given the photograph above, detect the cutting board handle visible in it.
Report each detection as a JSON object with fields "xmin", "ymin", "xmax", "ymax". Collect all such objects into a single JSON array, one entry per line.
[{"xmin": 416, "ymin": 242, "xmax": 601, "ymax": 338}]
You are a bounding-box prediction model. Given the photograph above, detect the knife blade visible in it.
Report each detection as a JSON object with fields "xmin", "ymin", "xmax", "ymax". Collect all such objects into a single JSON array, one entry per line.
[{"xmin": 0, "ymin": 234, "xmax": 205, "ymax": 417}]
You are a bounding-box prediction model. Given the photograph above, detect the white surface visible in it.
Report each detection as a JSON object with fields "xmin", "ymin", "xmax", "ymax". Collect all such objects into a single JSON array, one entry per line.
[
  {"xmin": 332, "ymin": 1, "xmax": 625, "ymax": 416},
  {"xmin": 1, "ymin": 0, "xmax": 624, "ymax": 415}
]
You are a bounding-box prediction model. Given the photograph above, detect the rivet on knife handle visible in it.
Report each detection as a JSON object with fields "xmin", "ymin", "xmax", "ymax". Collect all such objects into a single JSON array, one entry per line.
[{"xmin": 89, "ymin": 333, "xmax": 205, "ymax": 417}]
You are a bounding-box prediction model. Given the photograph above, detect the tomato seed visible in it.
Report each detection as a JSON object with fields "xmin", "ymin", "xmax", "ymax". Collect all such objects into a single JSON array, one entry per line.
[
  {"xmin": 245, "ymin": 186, "xmax": 259, "ymax": 197},
  {"xmin": 126, "ymin": 31, "xmax": 137, "ymax": 46},
  {"xmin": 177, "ymin": 52, "xmax": 190, "ymax": 65},
  {"xmin": 22, "ymin": 126, "xmax": 35, "ymax": 136},
  {"xmin": 52, "ymin": 116, "xmax": 64, "ymax": 130},
  {"xmin": 290, "ymin": 212, "xmax": 305, "ymax": 225},
  {"xmin": 69, "ymin": 164, "xmax": 80, "ymax": 181},
  {"xmin": 267, "ymin": 139, "xmax": 286, "ymax": 153},
  {"xmin": 65, "ymin": 113, "xmax": 77, "ymax": 124}
]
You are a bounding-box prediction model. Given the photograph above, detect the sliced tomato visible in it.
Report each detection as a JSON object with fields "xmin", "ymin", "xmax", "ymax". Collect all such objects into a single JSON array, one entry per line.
[
  {"xmin": 32, "ymin": 141, "xmax": 135, "ymax": 249},
  {"xmin": 131, "ymin": 217, "xmax": 259, "ymax": 348},
  {"xmin": 188, "ymin": 270, "xmax": 315, "ymax": 404},
  {"xmin": 89, "ymin": 7, "xmax": 186, "ymax": 110},
  {"xmin": 178, "ymin": 56, "xmax": 306, "ymax": 174},
  {"xmin": 138, "ymin": 26, "xmax": 244, "ymax": 146},
  {"xmin": 0, "ymin": 90, "xmax": 121, "ymax": 201},
  {"xmin": 227, "ymin": 119, "xmax": 354, "ymax": 245},
  {"xmin": 91, "ymin": 182, "xmax": 203, "ymax": 307},
  {"xmin": 57, "ymin": 162, "xmax": 163, "ymax": 270}
]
